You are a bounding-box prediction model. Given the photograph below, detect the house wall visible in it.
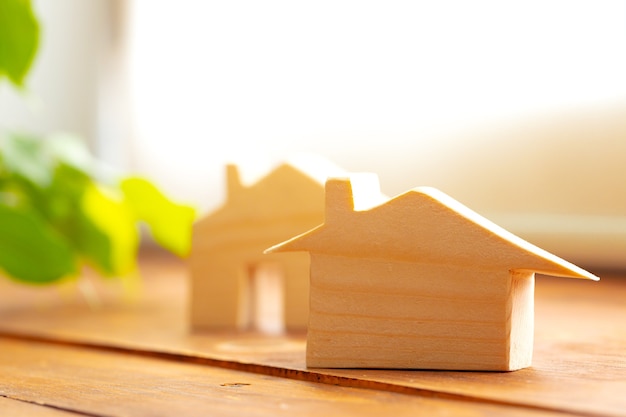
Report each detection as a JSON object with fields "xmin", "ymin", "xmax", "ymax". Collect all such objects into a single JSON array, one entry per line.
[
  {"xmin": 190, "ymin": 168, "xmax": 326, "ymax": 332},
  {"xmin": 307, "ymin": 254, "xmax": 527, "ymax": 370},
  {"xmin": 189, "ymin": 218, "xmax": 314, "ymax": 331},
  {"xmin": 189, "ymin": 252, "xmax": 242, "ymax": 329},
  {"xmin": 508, "ymin": 270, "xmax": 535, "ymax": 370}
]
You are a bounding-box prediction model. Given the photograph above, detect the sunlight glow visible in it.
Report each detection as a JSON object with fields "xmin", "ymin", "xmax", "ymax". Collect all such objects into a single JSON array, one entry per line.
[{"xmin": 126, "ymin": 0, "xmax": 626, "ymax": 210}]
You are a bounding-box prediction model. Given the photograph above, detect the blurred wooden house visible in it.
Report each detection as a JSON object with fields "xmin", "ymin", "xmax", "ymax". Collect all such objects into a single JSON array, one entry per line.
[{"xmin": 189, "ymin": 157, "xmax": 342, "ymax": 333}]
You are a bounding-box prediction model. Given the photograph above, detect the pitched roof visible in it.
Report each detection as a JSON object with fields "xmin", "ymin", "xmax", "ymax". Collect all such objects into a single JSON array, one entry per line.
[
  {"xmin": 195, "ymin": 155, "xmax": 345, "ymax": 227},
  {"xmin": 266, "ymin": 176, "xmax": 599, "ymax": 280}
]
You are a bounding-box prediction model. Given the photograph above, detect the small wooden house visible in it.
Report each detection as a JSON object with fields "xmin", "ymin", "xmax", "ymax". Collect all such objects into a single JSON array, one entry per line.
[
  {"xmin": 189, "ymin": 158, "xmax": 343, "ymax": 333},
  {"xmin": 267, "ymin": 174, "xmax": 598, "ymax": 370}
]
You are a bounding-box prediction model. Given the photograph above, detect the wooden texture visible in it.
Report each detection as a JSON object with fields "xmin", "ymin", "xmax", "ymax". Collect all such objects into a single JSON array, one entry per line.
[
  {"xmin": 0, "ymin": 253, "xmax": 623, "ymax": 416},
  {"xmin": 0, "ymin": 398, "xmax": 77, "ymax": 416},
  {"xmin": 189, "ymin": 159, "xmax": 343, "ymax": 331},
  {"xmin": 304, "ymin": 255, "xmax": 535, "ymax": 370},
  {"xmin": 0, "ymin": 337, "xmax": 559, "ymax": 417},
  {"xmin": 268, "ymin": 176, "xmax": 598, "ymax": 370}
]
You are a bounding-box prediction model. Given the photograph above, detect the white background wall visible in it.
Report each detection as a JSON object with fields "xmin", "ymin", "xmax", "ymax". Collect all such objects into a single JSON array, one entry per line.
[
  {"xmin": 125, "ymin": 1, "xmax": 626, "ymax": 268},
  {"xmin": 125, "ymin": 1, "xmax": 626, "ymax": 202},
  {"xmin": 0, "ymin": 0, "xmax": 114, "ymax": 147},
  {"xmin": 2, "ymin": 1, "xmax": 625, "ymax": 268}
]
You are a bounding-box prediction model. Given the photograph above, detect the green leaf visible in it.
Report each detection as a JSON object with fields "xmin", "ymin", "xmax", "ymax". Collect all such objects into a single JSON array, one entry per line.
[
  {"xmin": 47, "ymin": 164, "xmax": 113, "ymax": 274},
  {"xmin": 0, "ymin": 133, "xmax": 51, "ymax": 187},
  {"xmin": 121, "ymin": 177, "xmax": 196, "ymax": 257},
  {"xmin": 0, "ymin": 204, "xmax": 76, "ymax": 283},
  {"xmin": 46, "ymin": 132, "xmax": 95, "ymax": 174},
  {"xmin": 0, "ymin": 0, "xmax": 40, "ymax": 87},
  {"xmin": 0, "ymin": 133, "xmax": 95, "ymax": 221},
  {"xmin": 73, "ymin": 208, "xmax": 115, "ymax": 274},
  {"xmin": 0, "ymin": 131, "xmax": 193, "ymax": 285},
  {"xmin": 82, "ymin": 184, "xmax": 139, "ymax": 275}
]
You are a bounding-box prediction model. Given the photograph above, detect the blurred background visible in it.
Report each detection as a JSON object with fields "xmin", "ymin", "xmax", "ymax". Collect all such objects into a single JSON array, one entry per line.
[{"xmin": 1, "ymin": 0, "xmax": 625, "ymax": 270}]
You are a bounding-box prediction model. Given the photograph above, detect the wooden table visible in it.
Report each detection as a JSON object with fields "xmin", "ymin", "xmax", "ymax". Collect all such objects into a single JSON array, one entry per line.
[{"xmin": 0, "ymin": 251, "xmax": 624, "ymax": 416}]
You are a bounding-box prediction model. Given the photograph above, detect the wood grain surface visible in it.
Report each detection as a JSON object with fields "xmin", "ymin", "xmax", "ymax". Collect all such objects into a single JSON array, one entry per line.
[
  {"xmin": 0, "ymin": 251, "xmax": 624, "ymax": 416},
  {"xmin": 0, "ymin": 337, "xmax": 561, "ymax": 417},
  {"xmin": 0, "ymin": 397, "xmax": 78, "ymax": 416}
]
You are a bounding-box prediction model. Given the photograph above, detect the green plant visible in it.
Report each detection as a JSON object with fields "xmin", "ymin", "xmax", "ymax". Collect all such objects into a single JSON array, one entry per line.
[
  {"xmin": 0, "ymin": 0, "xmax": 196, "ymax": 284},
  {"xmin": 0, "ymin": 0, "xmax": 39, "ymax": 87},
  {"xmin": 0, "ymin": 134, "xmax": 196, "ymax": 285}
]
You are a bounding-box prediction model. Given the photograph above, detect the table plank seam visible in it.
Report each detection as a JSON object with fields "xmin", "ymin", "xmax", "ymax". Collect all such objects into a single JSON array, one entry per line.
[
  {"xmin": 0, "ymin": 394, "xmax": 109, "ymax": 417},
  {"xmin": 0, "ymin": 331, "xmax": 610, "ymax": 417}
]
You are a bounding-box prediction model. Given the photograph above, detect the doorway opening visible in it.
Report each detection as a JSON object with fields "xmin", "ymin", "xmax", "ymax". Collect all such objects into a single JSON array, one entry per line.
[{"xmin": 242, "ymin": 262, "xmax": 285, "ymax": 334}]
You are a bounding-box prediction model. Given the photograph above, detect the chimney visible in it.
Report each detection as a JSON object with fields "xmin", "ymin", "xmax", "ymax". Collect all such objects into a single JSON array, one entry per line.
[
  {"xmin": 225, "ymin": 164, "xmax": 243, "ymax": 200},
  {"xmin": 324, "ymin": 174, "xmax": 385, "ymax": 223},
  {"xmin": 325, "ymin": 177, "xmax": 355, "ymax": 222}
]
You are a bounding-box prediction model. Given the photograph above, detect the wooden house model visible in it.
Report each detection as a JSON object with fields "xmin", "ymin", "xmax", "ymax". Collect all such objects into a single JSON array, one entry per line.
[
  {"xmin": 189, "ymin": 157, "xmax": 343, "ymax": 333},
  {"xmin": 267, "ymin": 174, "xmax": 599, "ymax": 371}
]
